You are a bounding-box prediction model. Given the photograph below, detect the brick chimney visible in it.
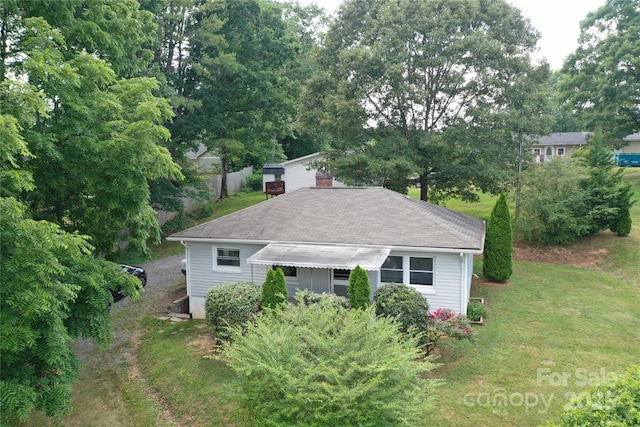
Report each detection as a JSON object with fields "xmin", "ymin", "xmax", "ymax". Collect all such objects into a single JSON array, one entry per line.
[{"xmin": 315, "ymin": 170, "xmax": 333, "ymax": 187}]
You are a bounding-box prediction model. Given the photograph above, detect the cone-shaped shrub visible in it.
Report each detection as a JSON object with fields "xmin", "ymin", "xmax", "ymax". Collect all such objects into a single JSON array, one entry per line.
[
  {"xmin": 262, "ymin": 267, "xmax": 287, "ymax": 309},
  {"xmin": 613, "ymin": 210, "xmax": 632, "ymax": 237},
  {"xmin": 483, "ymin": 192, "xmax": 513, "ymax": 282},
  {"xmin": 348, "ymin": 265, "xmax": 371, "ymax": 309}
]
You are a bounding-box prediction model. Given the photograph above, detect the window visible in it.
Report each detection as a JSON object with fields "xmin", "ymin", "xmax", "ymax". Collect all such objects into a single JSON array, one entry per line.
[
  {"xmin": 333, "ymin": 269, "xmax": 351, "ymax": 280},
  {"xmin": 381, "ymin": 256, "xmax": 403, "ymax": 283},
  {"xmin": 216, "ymin": 248, "xmax": 240, "ymax": 267},
  {"xmin": 381, "ymin": 255, "xmax": 434, "ymax": 287},
  {"xmin": 546, "ymin": 147, "xmax": 553, "ymax": 156},
  {"xmin": 557, "ymin": 148, "xmax": 565, "ymax": 156},
  {"xmin": 409, "ymin": 257, "xmax": 433, "ymax": 286},
  {"xmin": 533, "ymin": 148, "xmax": 540, "ymax": 154},
  {"xmin": 274, "ymin": 265, "xmax": 296, "ymax": 277}
]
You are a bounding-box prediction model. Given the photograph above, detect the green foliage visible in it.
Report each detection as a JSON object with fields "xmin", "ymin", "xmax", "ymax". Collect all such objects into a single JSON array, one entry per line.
[
  {"xmin": 160, "ymin": 202, "xmax": 215, "ymax": 237},
  {"xmin": 515, "ymin": 145, "xmax": 635, "ymax": 245},
  {"xmin": 613, "ymin": 210, "xmax": 633, "ymax": 237},
  {"xmin": 0, "ymin": 198, "xmax": 139, "ymax": 423},
  {"xmin": 261, "ymin": 268, "xmax": 287, "ymax": 309},
  {"xmin": 426, "ymin": 308, "xmax": 474, "ymax": 351},
  {"xmin": 561, "ymin": 0, "xmax": 640, "ymax": 140},
  {"xmin": 295, "ymin": 289, "xmax": 350, "ymax": 309},
  {"xmin": 217, "ymin": 302, "xmax": 440, "ymax": 426},
  {"xmin": 347, "ymin": 265, "xmax": 371, "ymax": 309},
  {"xmin": 466, "ymin": 300, "xmax": 488, "ymax": 322},
  {"xmin": 204, "ymin": 282, "xmax": 261, "ymax": 342},
  {"xmin": 244, "ymin": 171, "xmax": 264, "ymax": 192},
  {"xmin": 483, "ymin": 192, "xmax": 513, "ymax": 282},
  {"xmin": 547, "ymin": 366, "xmax": 640, "ymax": 427},
  {"xmin": 373, "ymin": 283, "xmax": 431, "ymax": 346},
  {"xmin": 299, "ymin": 0, "xmax": 551, "ymax": 202}
]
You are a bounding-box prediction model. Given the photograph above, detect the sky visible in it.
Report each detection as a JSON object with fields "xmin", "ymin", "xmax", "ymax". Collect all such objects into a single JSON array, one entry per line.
[{"xmin": 296, "ymin": 0, "xmax": 606, "ymax": 70}]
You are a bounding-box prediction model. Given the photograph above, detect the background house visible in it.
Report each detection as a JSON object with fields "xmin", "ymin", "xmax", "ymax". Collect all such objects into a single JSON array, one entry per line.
[
  {"xmin": 616, "ymin": 133, "xmax": 640, "ymax": 166},
  {"xmin": 168, "ymin": 187, "xmax": 486, "ymax": 319},
  {"xmin": 262, "ymin": 152, "xmax": 347, "ymax": 196},
  {"xmin": 186, "ymin": 143, "xmax": 221, "ymax": 173},
  {"xmin": 528, "ymin": 132, "xmax": 590, "ymax": 163}
]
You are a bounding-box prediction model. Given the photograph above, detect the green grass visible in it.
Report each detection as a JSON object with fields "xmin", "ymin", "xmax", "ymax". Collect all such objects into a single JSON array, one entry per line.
[
  {"xmin": 135, "ymin": 176, "xmax": 639, "ymax": 426},
  {"xmin": 407, "ymin": 187, "xmax": 498, "ymax": 220}
]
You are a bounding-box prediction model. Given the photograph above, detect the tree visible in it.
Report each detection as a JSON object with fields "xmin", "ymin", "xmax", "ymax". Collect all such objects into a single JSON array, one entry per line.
[
  {"xmin": 2, "ymin": 7, "xmax": 183, "ymax": 258},
  {"xmin": 218, "ymin": 301, "xmax": 440, "ymax": 426},
  {"xmin": 348, "ymin": 265, "xmax": 371, "ymax": 309},
  {"xmin": 1, "ymin": 111, "xmax": 140, "ymax": 423},
  {"xmin": 561, "ymin": 0, "xmax": 640, "ymax": 141},
  {"xmin": 262, "ymin": 268, "xmax": 287, "ymax": 309},
  {"xmin": 483, "ymin": 192, "xmax": 513, "ymax": 282},
  {"xmin": 612, "ymin": 210, "xmax": 633, "ymax": 236},
  {"xmin": 184, "ymin": 0, "xmax": 302, "ymax": 198},
  {"xmin": 299, "ymin": 0, "xmax": 551, "ymax": 202}
]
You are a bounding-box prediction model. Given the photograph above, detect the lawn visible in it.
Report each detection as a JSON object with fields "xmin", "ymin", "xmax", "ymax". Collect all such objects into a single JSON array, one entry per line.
[
  {"xmin": 22, "ymin": 173, "xmax": 639, "ymax": 426},
  {"xmin": 132, "ymin": 172, "xmax": 639, "ymax": 426}
]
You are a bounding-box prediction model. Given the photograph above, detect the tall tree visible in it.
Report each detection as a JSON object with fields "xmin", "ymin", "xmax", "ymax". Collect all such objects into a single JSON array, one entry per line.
[
  {"xmin": 185, "ymin": 0, "xmax": 301, "ymax": 198},
  {"xmin": 1, "ymin": 96, "xmax": 141, "ymax": 422},
  {"xmin": 299, "ymin": 0, "xmax": 552, "ymax": 202},
  {"xmin": 483, "ymin": 192, "xmax": 513, "ymax": 282},
  {"xmin": 3, "ymin": 6, "xmax": 182, "ymax": 258},
  {"xmin": 561, "ymin": 0, "xmax": 640, "ymax": 141}
]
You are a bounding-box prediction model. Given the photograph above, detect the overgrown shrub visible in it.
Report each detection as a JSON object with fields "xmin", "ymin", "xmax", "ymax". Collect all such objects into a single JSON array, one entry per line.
[
  {"xmin": 161, "ymin": 202, "xmax": 214, "ymax": 236},
  {"xmin": 217, "ymin": 302, "xmax": 440, "ymax": 426},
  {"xmin": 296, "ymin": 289, "xmax": 349, "ymax": 309},
  {"xmin": 244, "ymin": 172, "xmax": 263, "ymax": 192},
  {"xmin": 483, "ymin": 192, "xmax": 512, "ymax": 282},
  {"xmin": 204, "ymin": 282, "xmax": 261, "ymax": 342},
  {"xmin": 348, "ymin": 265, "xmax": 371, "ymax": 309},
  {"xmin": 547, "ymin": 365, "xmax": 640, "ymax": 427},
  {"xmin": 262, "ymin": 268, "xmax": 287, "ymax": 309},
  {"xmin": 374, "ymin": 283, "xmax": 431, "ymax": 346},
  {"xmin": 466, "ymin": 300, "xmax": 488, "ymax": 321}
]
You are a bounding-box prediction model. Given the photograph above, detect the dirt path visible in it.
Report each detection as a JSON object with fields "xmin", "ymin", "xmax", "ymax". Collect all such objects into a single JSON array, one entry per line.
[{"xmin": 57, "ymin": 255, "xmax": 187, "ymax": 427}]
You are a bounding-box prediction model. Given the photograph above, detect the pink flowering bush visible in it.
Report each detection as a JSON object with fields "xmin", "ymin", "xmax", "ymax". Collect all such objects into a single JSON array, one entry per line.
[{"xmin": 426, "ymin": 308, "xmax": 474, "ymax": 352}]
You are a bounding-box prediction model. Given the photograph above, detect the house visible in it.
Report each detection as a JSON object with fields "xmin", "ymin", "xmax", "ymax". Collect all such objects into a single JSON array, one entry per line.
[
  {"xmin": 262, "ymin": 152, "xmax": 347, "ymax": 196},
  {"xmin": 528, "ymin": 132, "xmax": 590, "ymax": 163},
  {"xmin": 186, "ymin": 143, "xmax": 221, "ymax": 173},
  {"xmin": 167, "ymin": 186, "xmax": 486, "ymax": 319},
  {"xmin": 616, "ymin": 133, "xmax": 640, "ymax": 166}
]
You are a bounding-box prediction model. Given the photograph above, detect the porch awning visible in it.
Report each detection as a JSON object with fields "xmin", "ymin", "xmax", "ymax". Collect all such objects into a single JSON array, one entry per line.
[{"xmin": 247, "ymin": 243, "xmax": 391, "ymax": 271}]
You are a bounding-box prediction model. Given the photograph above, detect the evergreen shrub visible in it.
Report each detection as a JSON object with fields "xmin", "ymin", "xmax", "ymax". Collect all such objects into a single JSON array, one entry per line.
[
  {"xmin": 262, "ymin": 268, "xmax": 287, "ymax": 309},
  {"xmin": 483, "ymin": 192, "xmax": 513, "ymax": 282},
  {"xmin": 347, "ymin": 265, "xmax": 371, "ymax": 309},
  {"xmin": 204, "ymin": 282, "xmax": 261, "ymax": 341},
  {"xmin": 374, "ymin": 283, "xmax": 431, "ymax": 345}
]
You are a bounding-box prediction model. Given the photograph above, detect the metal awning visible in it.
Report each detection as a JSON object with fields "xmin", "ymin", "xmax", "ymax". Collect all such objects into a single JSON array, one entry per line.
[{"xmin": 247, "ymin": 244, "xmax": 391, "ymax": 271}]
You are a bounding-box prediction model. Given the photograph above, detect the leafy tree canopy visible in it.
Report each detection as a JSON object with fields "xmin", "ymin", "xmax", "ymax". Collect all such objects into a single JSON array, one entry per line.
[
  {"xmin": 299, "ymin": 0, "xmax": 552, "ymax": 201},
  {"xmin": 561, "ymin": 0, "xmax": 640, "ymax": 142}
]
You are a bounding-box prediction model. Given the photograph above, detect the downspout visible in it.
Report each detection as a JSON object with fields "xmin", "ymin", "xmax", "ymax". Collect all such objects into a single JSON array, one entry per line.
[
  {"xmin": 179, "ymin": 241, "xmax": 191, "ymax": 317},
  {"xmin": 460, "ymin": 253, "xmax": 467, "ymax": 314}
]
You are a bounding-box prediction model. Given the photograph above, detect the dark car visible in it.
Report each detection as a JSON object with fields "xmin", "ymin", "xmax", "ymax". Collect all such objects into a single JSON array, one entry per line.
[{"xmin": 112, "ymin": 264, "xmax": 147, "ymax": 301}]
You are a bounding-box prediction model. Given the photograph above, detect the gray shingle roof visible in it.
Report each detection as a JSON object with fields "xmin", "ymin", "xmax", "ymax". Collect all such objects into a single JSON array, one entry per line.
[
  {"xmin": 168, "ymin": 187, "xmax": 485, "ymax": 251},
  {"xmin": 535, "ymin": 132, "xmax": 591, "ymax": 146}
]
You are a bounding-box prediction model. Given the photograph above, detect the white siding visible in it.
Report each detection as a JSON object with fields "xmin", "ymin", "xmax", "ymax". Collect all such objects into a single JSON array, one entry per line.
[
  {"xmin": 186, "ymin": 242, "xmax": 269, "ymax": 319},
  {"xmin": 186, "ymin": 244, "xmax": 473, "ymax": 318},
  {"xmin": 373, "ymin": 251, "xmax": 465, "ymax": 314}
]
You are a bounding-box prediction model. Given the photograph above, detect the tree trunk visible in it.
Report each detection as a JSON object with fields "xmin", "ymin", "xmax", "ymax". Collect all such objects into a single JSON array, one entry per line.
[
  {"xmin": 419, "ymin": 171, "xmax": 429, "ymax": 202},
  {"xmin": 220, "ymin": 157, "xmax": 229, "ymax": 199}
]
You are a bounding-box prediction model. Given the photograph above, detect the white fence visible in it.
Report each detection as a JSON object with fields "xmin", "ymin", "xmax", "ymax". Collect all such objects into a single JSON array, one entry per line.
[{"xmin": 156, "ymin": 166, "xmax": 253, "ymax": 226}]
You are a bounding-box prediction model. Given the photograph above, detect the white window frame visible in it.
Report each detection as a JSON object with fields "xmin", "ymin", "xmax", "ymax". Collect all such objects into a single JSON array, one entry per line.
[
  {"xmin": 557, "ymin": 147, "xmax": 565, "ymax": 156},
  {"xmin": 380, "ymin": 255, "xmax": 435, "ymax": 293},
  {"xmin": 213, "ymin": 246, "xmax": 241, "ymax": 272}
]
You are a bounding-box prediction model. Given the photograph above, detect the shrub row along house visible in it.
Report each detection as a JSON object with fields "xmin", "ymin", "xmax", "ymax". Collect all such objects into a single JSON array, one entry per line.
[{"xmin": 168, "ymin": 186, "xmax": 485, "ymax": 318}]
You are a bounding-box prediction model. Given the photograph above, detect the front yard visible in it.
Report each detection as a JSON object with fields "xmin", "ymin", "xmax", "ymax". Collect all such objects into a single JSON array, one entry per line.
[{"xmin": 22, "ymin": 171, "xmax": 640, "ymax": 426}]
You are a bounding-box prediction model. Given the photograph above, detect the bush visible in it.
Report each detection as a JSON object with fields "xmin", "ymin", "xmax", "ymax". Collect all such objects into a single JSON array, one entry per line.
[
  {"xmin": 204, "ymin": 282, "xmax": 261, "ymax": 342},
  {"xmin": 427, "ymin": 308, "xmax": 474, "ymax": 351},
  {"xmin": 374, "ymin": 283, "xmax": 431, "ymax": 346},
  {"xmin": 347, "ymin": 265, "xmax": 371, "ymax": 309},
  {"xmin": 261, "ymin": 268, "xmax": 287, "ymax": 309},
  {"xmin": 612, "ymin": 210, "xmax": 632, "ymax": 237},
  {"xmin": 483, "ymin": 192, "xmax": 512, "ymax": 282},
  {"xmin": 218, "ymin": 302, "xmax": 440, "ymax": 426},
  {"xmin": 466, "ymin": 300, "xmax": 488, "ymax": 321},
  {"xmin": 547, "ymin": 365, "xmax": 640, "ymax": 427},
  {"xmin": 244, "ymin": 172, "xmax": 264, "ymax": 192},
  {"xmin": 295, "ymin": 289, "xmax": 349, "ymax": 309}
]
